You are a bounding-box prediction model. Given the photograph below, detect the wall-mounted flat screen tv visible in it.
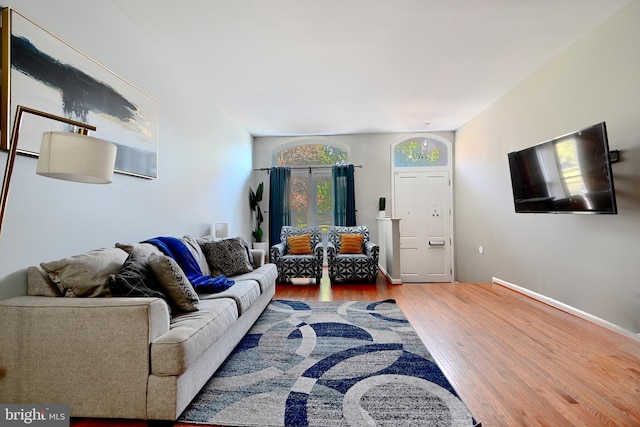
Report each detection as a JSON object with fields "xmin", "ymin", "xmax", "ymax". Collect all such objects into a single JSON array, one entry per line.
[{"xmin": 508, "ymin": 122, "xmax": 617, "ymax": 214}]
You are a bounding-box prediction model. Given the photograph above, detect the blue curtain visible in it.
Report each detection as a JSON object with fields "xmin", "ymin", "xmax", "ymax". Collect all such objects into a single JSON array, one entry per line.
[
  {"xmin": 269, "ymin": 167, "xmax": 291, "ymax": 247},
  {"xmin": 332, "ymin": 164, "xmax": 356, "ymax": 226}
]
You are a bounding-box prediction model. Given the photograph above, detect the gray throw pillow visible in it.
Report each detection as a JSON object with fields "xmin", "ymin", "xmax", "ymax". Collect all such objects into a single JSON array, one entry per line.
[
  {"xmin": 41, "ymin": 247, "xmax": 128, "ymax": 297},
  {"xmin": 147, "ymin": 253, "xmax": 199, "ymax": 312},
  {"xmin": 200, "ymin": 238, "xmax": 254, "ymax": 277},
  {"xmin": 115, "ymin": 242, "xmax": 163, "ymax": 258}
]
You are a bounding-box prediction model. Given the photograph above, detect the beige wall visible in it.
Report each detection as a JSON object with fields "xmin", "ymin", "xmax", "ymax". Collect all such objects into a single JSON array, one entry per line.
[
  {"xmin": 0, "ymin": 0, "xmax": 253, "ymax": 299},
  {"xmin": 454, "ymin": 0, "xmax": 640, "ymax": 333}
]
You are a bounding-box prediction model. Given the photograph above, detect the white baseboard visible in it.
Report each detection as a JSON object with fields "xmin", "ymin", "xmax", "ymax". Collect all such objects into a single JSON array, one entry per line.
[
  {"xmin": 492, "ymin": 277, "xmax": 640, "ymax": 342},
  {"xmin": 379, "ymin": 266, "xmax": 402, "ymax": 284}
]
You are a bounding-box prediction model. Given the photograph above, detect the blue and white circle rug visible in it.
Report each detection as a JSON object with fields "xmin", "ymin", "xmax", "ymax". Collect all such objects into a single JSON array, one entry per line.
[{"xmin": 178, "ymin": 299, "xmax": 479, "ymax": 426}]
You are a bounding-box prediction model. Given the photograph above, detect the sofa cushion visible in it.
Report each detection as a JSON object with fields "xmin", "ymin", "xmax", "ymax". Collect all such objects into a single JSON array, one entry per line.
[
  {"xmin": 109, "ymin": 251, "xmax": 165, "ymax": 300},
  {"xmin": 148, "ymin": 254, "xmax": 199, "ymax": 312},
  {"xmin": 232, "ymin": 264, "xmax": 278, "ymax": 293},
  {"xmin": 41, "ymin": 247, "xmax": 128, "ymax": 297},
  {"xmin": 200, "ymin": 238, "xmax": 254, "ymax": 277},
  {"xmin": 199, "ymin": 280, "xmax": 260, "ymax": 315},
  {"xmin": 150, "ymin": 298, "xmax": 238, "ymax": 376}
]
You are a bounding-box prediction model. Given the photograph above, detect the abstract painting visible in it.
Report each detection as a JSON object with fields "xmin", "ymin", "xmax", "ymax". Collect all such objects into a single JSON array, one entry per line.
[{"xmin": 1, "ymin": 8, "xmax": 158, "ymax": 179}]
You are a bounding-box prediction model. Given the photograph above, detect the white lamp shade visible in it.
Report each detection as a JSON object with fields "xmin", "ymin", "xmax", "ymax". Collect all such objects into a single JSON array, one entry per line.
[
  {"xmin": 215, "ymin": 223, "xmax": 229, "ymax": 240},
  {"xmin": 37, "ymin": 131, "xmax": 117, "ymax": 184}
]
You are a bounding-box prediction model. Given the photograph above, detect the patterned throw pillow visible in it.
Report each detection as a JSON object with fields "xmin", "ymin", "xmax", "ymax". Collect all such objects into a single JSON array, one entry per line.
[
  {"xmin": 200, "ymin": 238, "xmax": 254, "ymax": 277},
  {"xmin": 288, "ymin": 234, "xmax": 312, "ymax": 255},
  {"xmin": 147, "ymin": 254, "xmax": 199, "ymax": 312},
  {"xmin": 236, "ymin": 237, "xmax": 257, "ymax": 268},
  {"xmin": 196, "ymin": 236, "xmax": 257, "ymax": 269},
  {"xmin": 339, "ymin": 234, "xmax": 364, "ymax": 254},
  {"xmin": 109, "ymin": 251, "xmax": 165, "ymax": 299}
]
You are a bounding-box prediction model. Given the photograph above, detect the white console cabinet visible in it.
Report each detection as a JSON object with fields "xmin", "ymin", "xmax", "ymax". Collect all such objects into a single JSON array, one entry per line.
[{"xmin": 377, "ymin": 217, "xmax": 401, "ymax": 284}]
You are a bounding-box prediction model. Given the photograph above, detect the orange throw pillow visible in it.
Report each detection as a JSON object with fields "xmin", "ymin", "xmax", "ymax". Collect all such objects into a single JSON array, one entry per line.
[
  {"xmin": 339, "ymin": 234, "xmax": 364, "ymax": 254},
  {"xmin": 288, "ymin": 234, "xmax": 312, "ymax": 255}
]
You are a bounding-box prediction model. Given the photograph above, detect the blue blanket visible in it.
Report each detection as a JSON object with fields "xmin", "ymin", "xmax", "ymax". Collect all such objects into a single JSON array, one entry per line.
[{"xmin": 144, "ymin": 236, "xmax": 234, "ymax": 293}]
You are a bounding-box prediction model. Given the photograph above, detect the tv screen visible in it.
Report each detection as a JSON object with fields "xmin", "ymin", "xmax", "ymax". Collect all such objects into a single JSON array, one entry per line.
[{"xmin": 508, "ymin": 122, "xmax": 617, "ymax": 214}]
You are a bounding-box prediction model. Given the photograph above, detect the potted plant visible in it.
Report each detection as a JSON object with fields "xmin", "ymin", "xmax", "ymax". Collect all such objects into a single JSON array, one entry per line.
[{"xmin": 249, "ymin": 182, "xmax": 268, "ymax": 251}]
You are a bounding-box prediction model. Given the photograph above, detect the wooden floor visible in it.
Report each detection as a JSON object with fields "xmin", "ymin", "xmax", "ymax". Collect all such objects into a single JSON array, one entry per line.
[{"xmin": 73, "ymin": 273, "xmax": 640, "ymax": 427}]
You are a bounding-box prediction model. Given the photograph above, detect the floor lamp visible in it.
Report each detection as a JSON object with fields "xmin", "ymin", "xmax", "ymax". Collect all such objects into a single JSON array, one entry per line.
[{"xmin": 0, "ymin": 105, "xmax": 117, "ymax": 241}]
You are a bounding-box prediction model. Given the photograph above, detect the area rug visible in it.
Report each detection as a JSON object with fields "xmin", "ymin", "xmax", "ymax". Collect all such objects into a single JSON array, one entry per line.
[{"xmin": 178, "ymin": 299, "xmax": 479, "ymax": 426}]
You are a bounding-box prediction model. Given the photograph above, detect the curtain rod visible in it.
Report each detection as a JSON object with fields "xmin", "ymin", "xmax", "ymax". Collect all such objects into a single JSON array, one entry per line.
[{"xmin": 253, "ymin": 164, "xmax": 363, "ymax": 172}]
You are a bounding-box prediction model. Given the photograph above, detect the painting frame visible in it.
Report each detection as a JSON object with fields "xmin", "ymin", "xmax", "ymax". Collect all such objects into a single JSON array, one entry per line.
[{"xmin": 1, "ymin": 7, "xmax": 158, "ymax": 179}]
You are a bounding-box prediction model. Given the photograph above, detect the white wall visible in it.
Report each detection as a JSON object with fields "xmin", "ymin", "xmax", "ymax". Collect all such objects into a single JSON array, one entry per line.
[
  {"xmin": 0, "ymin": 0, "xmax": 253, "ymax": 299},
  {"xmin": 253, "ymin": 132, "xmax": 454, "ymax": 245},
  {"xmin": 454, "ymin": 0, "xmax": 640, "ymax": 334}
]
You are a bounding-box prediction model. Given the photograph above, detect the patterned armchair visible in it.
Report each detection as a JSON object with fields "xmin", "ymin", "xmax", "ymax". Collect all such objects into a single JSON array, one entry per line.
[
  {"xmin": 326, "ymin": 225, "xmax": 379, "ymax": 283},
  {"xmin": 270, "ymin": 226, "xmax": 324, "ymax": 283}
]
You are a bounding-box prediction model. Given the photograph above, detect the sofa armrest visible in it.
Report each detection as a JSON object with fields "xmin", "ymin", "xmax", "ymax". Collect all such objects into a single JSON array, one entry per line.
[
  {"xmin": 313, "ymin": 241, "xmax": 324, "ymax": 260},
  {"xmin": 364, "ymin": 241, "xmax": 380, "ymax": 263},
  {"xmin": 326, "ymin": 242, "xmax": 337, "ymax": 262},
  {"xmin": 0, "ymin": 296, "xmax": 170, "ymax": 419},
  {"xmin": 270, "ymin": 242, "xmax": 286, "ymax": 264},
  {"xmin": 249, "ymin": 249, "xmax": 265, "ymax": 267},
  {"xmin": 27, "ymin": 266, "xmax": 62, "ymax": 296}
]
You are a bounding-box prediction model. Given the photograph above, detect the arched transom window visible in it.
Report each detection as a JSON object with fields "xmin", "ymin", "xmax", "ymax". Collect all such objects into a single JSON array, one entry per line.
[
  {"xmin": 276, "ymin": 144, "xmax": 348, "ymax": 166},
  {"xmin": 275, "ymin": 143, "xmax": 348, "ymax": 231},
  {"xmin": 393, "ymin": 137, "xmax": 449, "ymax": 168}
]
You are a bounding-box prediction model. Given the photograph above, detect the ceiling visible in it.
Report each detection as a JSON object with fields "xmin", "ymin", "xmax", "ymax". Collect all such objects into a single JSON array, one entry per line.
[{"xmin": 110, "ymin": 0, "xmax": 629, "ymax": 137}]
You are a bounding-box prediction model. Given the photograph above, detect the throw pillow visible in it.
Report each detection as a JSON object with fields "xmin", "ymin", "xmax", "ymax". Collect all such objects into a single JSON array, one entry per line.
[
  {"xmin": 115, "ymin": 242, "xmax": 163, "ymax": 258},
  {"xmin": 109, "ymin": 251, "xmax": 165, "ymax": 299},
  {"xmin": 181, "ymin": 235, "xmax": 212, "ymax": 276},
  {"xmin": 288, "ymin": 233, "xmax": 312, "ymax": 255},
  {"xmin": 236, "ymin": 237, "xmax": 257, "ymax": 268},
  {"xmin": 200, "ymin": 238, "xmax": 254, "ymax": 277},
  {"xmin": 41, "ymin": 247, "xmax": 128, "ymax": 297},
  {"xmin": 196, "ymin": 236, "xmax": 256, "ymax": 269},
  {"xmin": 339, "ymin": 234, "xmax": 364, "ymax": 254},
  {"xmin": 147, "ymin": 253, "xmax": 199, "ymax": 312}
]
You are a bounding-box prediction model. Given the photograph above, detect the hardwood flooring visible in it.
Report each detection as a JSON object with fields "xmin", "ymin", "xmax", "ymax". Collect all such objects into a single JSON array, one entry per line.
[{"xmin": 73, "ymin": 273, "xmax": 640, "ymax": 427}]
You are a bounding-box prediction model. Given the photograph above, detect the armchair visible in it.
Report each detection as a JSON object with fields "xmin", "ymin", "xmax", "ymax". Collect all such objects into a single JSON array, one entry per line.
[
  {"xmin": 270, "ymin": 226, "xmax": 324, "ymax": 283},
  {"xmin": 326, "ymin": 225, "xmax": 379, "ymax": 283}
]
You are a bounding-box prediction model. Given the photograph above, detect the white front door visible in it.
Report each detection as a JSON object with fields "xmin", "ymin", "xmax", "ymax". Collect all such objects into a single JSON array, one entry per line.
[{"xmin": 394, "ymin": 171, "xmax": 452, "ymax": 282}]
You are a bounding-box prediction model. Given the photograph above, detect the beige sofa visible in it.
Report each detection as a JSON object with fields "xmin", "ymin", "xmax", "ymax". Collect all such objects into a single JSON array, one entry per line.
[{"xmin": 0, "ymin": 236, "xmax": 277, "ymax": 421}]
